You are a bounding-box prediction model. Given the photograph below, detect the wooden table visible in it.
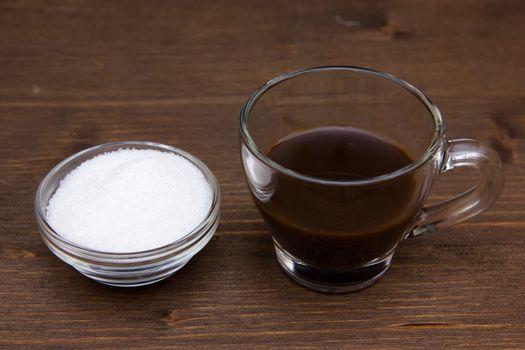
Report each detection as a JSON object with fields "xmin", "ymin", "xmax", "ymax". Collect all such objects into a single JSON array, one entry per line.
[{"xmin": 1, "ymin": 1, "xmax": 524, "ymax": 348}]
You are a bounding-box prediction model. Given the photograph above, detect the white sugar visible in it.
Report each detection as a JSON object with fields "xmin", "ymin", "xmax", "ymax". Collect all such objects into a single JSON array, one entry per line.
[{"xmin": 46, "ymin": 149, "xmax": 213, "ymax": 253}]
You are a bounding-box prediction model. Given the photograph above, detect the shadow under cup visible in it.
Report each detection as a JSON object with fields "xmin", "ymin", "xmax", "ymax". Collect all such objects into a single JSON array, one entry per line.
[{"xmin": 240, "ymin": 66, "xmax": 485, "ymax": 293}]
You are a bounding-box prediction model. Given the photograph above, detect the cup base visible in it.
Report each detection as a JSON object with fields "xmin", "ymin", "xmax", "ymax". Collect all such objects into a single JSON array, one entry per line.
[{"xmin": 274, "ymin": 242, "xmax": 394, "ymax": 293}]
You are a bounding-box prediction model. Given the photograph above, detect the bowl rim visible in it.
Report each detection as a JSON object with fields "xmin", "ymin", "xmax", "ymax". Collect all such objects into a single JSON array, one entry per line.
[{"xmin": 35, "ymin": 141, "xmax": 221, "ymax": 259}]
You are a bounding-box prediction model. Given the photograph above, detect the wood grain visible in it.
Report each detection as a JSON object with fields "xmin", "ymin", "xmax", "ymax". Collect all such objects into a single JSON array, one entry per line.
[{"xmin": 1, "ymin": 0, "xmax": 524, "ymax": 349}]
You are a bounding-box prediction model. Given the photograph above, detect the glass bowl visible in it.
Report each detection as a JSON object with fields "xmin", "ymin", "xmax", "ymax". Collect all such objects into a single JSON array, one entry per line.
[{"xmin": 34, "ymin": 141, "xmax": 221, "ymax": 287}]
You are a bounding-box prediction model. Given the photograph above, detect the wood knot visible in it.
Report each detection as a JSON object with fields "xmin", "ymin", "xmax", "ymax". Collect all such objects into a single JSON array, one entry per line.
[
  {"xmin": 488, "ymin": 113, "xmax": 519, "ymax": 164},
  {"xmin": 158, "ymin": 308, "xmax": 180, "ymax": 325},
  {"xmin": 380, "ymin": 20, "xmax": 411, "ymax": 39}
]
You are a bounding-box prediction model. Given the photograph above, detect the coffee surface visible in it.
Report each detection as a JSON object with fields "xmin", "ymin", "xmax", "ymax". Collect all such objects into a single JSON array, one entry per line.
[
  {"xmin": 257, "ymin": 126, "xmax": 419, "ymax": 277},
  {"xmin": 267, "ymin": 126, "xmax": 413, "ymax": 180}
]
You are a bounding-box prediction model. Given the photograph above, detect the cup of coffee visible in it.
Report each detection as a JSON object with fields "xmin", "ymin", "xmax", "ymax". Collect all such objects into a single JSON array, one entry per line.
[{"xmin": 239, "ymin": 66, "xmax": 503, "ymax": 293}]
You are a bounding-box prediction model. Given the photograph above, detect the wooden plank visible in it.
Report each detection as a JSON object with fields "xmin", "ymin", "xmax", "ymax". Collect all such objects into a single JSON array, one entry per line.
[{"xmin": 1, "ymin": 0, "xmax": 524, "ymax": 348}]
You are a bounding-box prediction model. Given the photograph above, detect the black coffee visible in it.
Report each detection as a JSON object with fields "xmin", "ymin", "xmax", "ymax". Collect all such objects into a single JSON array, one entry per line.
[{"xmin": 255, "ymin": 126, "xmax": 418, "ymax": 278}]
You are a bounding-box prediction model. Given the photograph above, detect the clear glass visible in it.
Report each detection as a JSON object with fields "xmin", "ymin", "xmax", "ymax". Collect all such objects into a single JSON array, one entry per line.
[
  {"xmin": 240, "ymin": 66, "xmax": 503, "ymax": 293},
  {"xmin": 35, "ymin": 141, "xmax": 221, "ymax": 287}
]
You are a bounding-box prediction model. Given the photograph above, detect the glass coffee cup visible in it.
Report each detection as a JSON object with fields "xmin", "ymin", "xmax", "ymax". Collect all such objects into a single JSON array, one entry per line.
[{"xmin": 240, "ymin": 66, "xmax": 503, "ymax": 293}]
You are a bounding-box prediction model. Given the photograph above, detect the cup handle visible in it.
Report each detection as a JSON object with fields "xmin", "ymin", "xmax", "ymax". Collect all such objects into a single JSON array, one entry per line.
[{"xmin": 409, "ymin": 138, "xmax": 504, "ymax": 237}]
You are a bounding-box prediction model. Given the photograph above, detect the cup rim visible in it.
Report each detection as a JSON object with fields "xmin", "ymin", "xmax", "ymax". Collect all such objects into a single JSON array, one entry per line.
[
  {"xmin": 35, "ymin": 141, "xmax": 221, "ymax": 258},
  {"xmin": 239, "ymin": 66, "xmax": 446, "ymax": 186}
]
